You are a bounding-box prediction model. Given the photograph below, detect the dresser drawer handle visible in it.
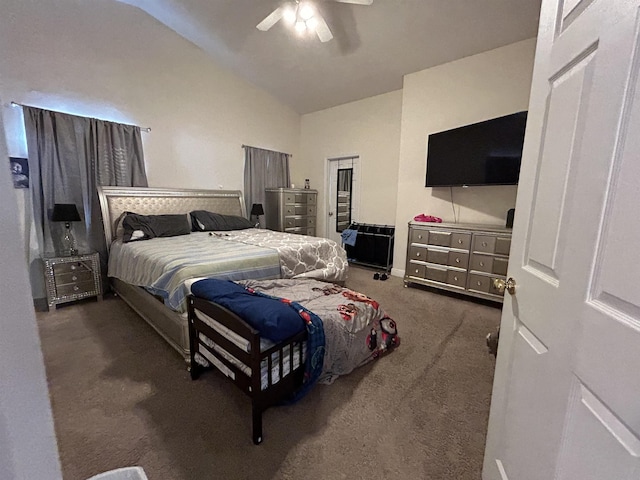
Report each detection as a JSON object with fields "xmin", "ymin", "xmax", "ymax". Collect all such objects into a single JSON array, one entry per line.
[
  {"xmin": 71, "ymin": 265, "xmax": 77, "ymax": 270},
  {"xmin": 455, "ymin": 258, "xmax": 460, "ymax": 263},
  {"xmin": 72, "ymin": 275, "xmax": 78, "ymax": 281},
  {"xmin": 477, "ymin": 281, "xmax": 482, "ymax": 286},
  {"xmin": 482, "ymin": 242, "xmax": 488, "ymax": 247},
  {"xmin": 453, "ymin": 276, "xmax": 458, "ymax": 281},
  {"xmin": 73, "ymin": 286, "xmax": 79, "ymax": 291},
  {"xmin": 417, "ymin": 234, "xmax": 423, "ymax": 240},
  {"xmin": 416, "ymin": 252, "xmax": 421, "ymax": 257},
  {"xmin": 479, "ymin": 261, "xmax": 484, "ymax": 267},
  {"xmin": 415, "ymin": 269, "xmax": 420, "ymax": 274},
  {"xmin": 458, "ymin": 239, "xmax": 463, "ymax": 244}
]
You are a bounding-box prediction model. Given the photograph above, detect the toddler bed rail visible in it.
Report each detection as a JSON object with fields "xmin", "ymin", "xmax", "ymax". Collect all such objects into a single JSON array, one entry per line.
[{"xmin": 187, "ymin": 295, "xmax": 307, "ymax": 444}]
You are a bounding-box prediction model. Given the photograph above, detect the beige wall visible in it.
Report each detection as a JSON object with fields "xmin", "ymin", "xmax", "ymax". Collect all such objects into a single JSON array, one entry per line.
[
  {"xmin": 299, "ymin": 90, "xmax": 403, "ymax": 236},
  {"xmin": 393, "ymin": 38, "xmax": 537, "ymax": 275},
  {"xmin": 1, "ymin": 0, "xmax": 300, "ymax": 192}
]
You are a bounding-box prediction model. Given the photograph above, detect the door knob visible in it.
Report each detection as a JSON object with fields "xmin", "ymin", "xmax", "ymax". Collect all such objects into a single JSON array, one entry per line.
[
  {"xmin": 328, "ymin": 211, "xmax": 334, "ymax": 217},
  {"xmin": 493, "ymin": 277, "xmax": 516, "ymax": 295}
]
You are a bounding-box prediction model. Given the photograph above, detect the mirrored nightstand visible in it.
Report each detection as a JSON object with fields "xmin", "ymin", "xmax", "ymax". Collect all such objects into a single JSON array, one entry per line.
[{"xmin": 43, "ymin": 252, "xmax": 102, "ymax": 310}]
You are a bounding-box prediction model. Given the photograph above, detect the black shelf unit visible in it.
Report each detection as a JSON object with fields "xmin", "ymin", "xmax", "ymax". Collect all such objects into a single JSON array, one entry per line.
[{"xmin": 343, "ymin": 223, "xmax": 395, "ymax": 273}]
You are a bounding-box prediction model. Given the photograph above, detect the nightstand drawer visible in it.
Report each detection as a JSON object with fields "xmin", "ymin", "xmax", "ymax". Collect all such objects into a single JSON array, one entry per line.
[
  {"xmin": 55, "ymin": 280, "xmax": 97, "ymax": 297},
  {"xmin": 55, "ymin": 270, "xmax": 94, "ymax": 286},
  {"xmin": 53, "ymin": 261, "xmax": 91, "ymax": 275}
]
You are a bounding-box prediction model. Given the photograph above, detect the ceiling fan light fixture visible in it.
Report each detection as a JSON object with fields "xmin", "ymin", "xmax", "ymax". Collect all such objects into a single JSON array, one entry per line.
[
  {"xmin": 306, "ymin": 16, "xmax": 319, "ymax": 31},
  {"xmin": 283, "ymin": 6, "xmax": 297, "ymax": 24},
  {"xmin": 295, "ymin": 20, "xmax": 307, "ymax": 33},
  {"xmin": 299, "ymin": 3, "xmax": 315, "ymax": 20}
]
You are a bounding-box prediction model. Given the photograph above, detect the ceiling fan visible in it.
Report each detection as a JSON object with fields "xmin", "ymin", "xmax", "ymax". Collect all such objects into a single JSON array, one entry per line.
[{"xmin": 257, "ymin": 0, "xmax": 373, "ymax": 43}]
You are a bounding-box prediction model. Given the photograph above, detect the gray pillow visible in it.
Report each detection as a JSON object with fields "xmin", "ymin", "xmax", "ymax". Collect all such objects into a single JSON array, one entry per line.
[
  {"xmin": 190, "ymin": 210, "xmax": 253, "ymax": 231},
  {"xmin": 122, "ymin": 213, "xmax": 191, "ymax": 243}
]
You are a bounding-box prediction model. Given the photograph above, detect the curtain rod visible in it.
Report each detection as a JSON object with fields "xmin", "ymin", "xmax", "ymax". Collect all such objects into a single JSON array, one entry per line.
[
  {"xmin": 10, "ymin": 101, "xmax": 151, "ymax": 132},
  {"xmin": 241, "ymin": 144, "xmax": 292, "ymax": 157}
]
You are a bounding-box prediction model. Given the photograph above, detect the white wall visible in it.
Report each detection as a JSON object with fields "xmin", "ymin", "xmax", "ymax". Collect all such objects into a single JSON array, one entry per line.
[
  {"xmin": 299, "ymin": 90, "xmax": 403, "ymax": 236},
  {"xmin": 392, "ymin": 38, "xmax": 537, "ymax": 276},
  {"xmin": 0, "ymin": 0, "xmax": 300, "ymax": 191},
  {"xmin": 0, "ymin": 102, "xmax": 62, "ymax": 479}
]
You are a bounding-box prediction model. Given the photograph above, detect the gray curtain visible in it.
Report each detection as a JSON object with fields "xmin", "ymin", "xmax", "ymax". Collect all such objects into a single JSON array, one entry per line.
[
  {"xmin": 24, "ymin": 106, "xmax": 147, "ymax": 293},
  {"xmin": 243, "ymin": 146, "xmax": 290, "ymax": 223}
]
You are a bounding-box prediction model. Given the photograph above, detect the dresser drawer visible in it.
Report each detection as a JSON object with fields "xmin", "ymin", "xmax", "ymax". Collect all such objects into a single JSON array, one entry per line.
[
  {"xmin": 448, "ymin": 251, "xmax": 469, "ymax": 269},
  {"xmin": 284, "ymin": 226, "xmax": 307, "ymax": 235},
  {"xmin": 470, "ymin": 253, "xmax": 509, "ymax": 275},
  {"xmin": 473, "ymin": 235, "xmax": 497, "ymax": 253},
  {"xmin": 409, "ymin": 245, "xmax": 427, "ymax": 261},
  {"xmin": 447, "ymin": 270, "xmax": 467, "ymax": 289},
  {"xmin": 468, "ymin": 273, "xmax": 491, "ymax": 293},
  {"xmin": 427, "ymin": 230, "xmax": 452, "ymax": 247},
  {"xmin": 408, "ymin": 262, "xmax": 426, "ymax": 278},
  {"xmin": 425, "ymin": 264, "xmax": 448, "ymax": 283},
  {"xmin": 284, "ymin": 216, "xmax": 307, "ymax": 228},
  {"xmin": 307, "ymin": 216, "xmax": 316, "ymax": 227},
  {"xmin": 306, "ymin": 227, "xmax": 316, "ymax": 236},
  {"xmin": 284, "ymin": 192, "xmax": 316, "ymax": 204},
  {"xmin": 495, "ymin": 236, "xmax": 511, "ymax": 255},
  {"xmin": 451, "ymin": 233, "xmax": 471, "ymax": 250},
  {"xmin": 55, "ymin": 280, "xmax": 97, "ymax": 297},
  {"xmin": 410, "ymin": 228, "xmax": 428, "ymax": 244},
  {"xmin": 284, "ymin": 205, "xmax": 308, "ymax": 216},
  {"xmin": 55, "ymin": 270, "xmax": 94, "ymax": 286},
  {"xmin": 53, "ymin": 261, "xmax": 91, "ymax": 275},
  {"xmin": 426, "ymin": 248, "xmax": 449, "ymax": 265},
  {"xmin": 306, "ymin": 205, "xmax": 317, "ymax": 216}
]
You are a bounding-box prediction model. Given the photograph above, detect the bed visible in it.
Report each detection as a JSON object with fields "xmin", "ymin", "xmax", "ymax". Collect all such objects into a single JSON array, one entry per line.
[
  {"xmin": 187, "ymin": 277, "xmax": 400, "ymax": 444},
  {"xmin": 97, "ymin": 186, "xmax": 348, "ymax": 361}
]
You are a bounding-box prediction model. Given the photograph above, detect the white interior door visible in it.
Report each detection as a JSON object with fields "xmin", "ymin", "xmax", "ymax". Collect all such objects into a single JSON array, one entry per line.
[
  {"xmin": 483, "ymin": 1, "xmax": 640, "ymax": 479},
  {"xmin": 326, "ymin": 156, "xmax": 360, "ymax": 244}
]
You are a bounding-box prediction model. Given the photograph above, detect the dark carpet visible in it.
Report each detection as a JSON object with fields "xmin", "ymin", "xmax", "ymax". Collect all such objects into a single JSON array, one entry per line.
[{"xmin": 36, "ymin": 266, "xmax": 500, "ymax": 480}]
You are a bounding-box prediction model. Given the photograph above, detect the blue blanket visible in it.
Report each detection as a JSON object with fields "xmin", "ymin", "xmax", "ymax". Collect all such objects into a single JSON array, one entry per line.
[
  {"xmin": 191, "ymin": 279, "xmax": 325, "ymax": 401},
  {"xmin": 340, "ymin": 228, "xmax": 358, "ymax": 246}
]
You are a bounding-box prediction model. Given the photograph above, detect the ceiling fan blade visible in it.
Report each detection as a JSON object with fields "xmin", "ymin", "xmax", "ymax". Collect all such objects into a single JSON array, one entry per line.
[
  {"xmin": 315, "ymin": 14, "xmax": 333, "ymax": 42},
  {"xmin": 332, "ymin": 0, "xmax": 373, "ymax": 5},
  {"xmin": 256, "ymin": 6, "xmax": 285, "ymax": 31}
]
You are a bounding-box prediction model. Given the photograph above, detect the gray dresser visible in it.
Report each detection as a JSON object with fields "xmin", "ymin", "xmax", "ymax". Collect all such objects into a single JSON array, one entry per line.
[
  {"xmin": 404, "ymin": 221, "xmax": 512, "ymax": 302},
  {"xmin": 264, "ymin": 188, "xmax": 317, "ymax": 236}
]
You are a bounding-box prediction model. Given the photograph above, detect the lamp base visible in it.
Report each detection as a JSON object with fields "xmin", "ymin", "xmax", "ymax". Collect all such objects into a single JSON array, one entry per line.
[{"xmin": 62, "ymin": 223, "xmax": 78, "ymax": 256}]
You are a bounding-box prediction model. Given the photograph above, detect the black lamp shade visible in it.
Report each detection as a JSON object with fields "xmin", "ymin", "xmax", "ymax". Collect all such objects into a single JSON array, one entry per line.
[
  {"xmin": 251, "ymin": 203, "xmax": 264, "ymax": 216},
  {"xmin": 51, "ymin": 203, "xmax": 81, "ymax": 222}
]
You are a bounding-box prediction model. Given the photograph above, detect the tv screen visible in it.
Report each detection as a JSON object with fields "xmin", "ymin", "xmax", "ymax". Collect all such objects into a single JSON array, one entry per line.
[{"xmin": 425, "ymin": 111, "xmax": 527, "ymax": 187}]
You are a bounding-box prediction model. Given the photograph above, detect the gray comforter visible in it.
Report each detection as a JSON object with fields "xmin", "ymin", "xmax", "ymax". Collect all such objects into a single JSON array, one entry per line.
[
  {"xmin": 239, "ymin": 278, "xmax": 400, "ymax": 384},
  {"xmin": 219, "ymin": 229, "xmax": 348, "ymax": 281}
]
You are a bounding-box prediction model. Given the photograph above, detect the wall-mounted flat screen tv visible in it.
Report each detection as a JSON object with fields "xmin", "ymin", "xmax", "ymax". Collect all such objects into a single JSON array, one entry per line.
[{"xmin": 425, "ymin": 111, "xmax": 527, "ymax": 187}]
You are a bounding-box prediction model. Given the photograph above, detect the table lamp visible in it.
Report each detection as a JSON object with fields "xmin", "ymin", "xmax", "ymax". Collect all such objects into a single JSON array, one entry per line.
[
  {"xmin": 250, "ymin": 203, "xmax": 264, "ymax": 228},
  {"xmin": 52, "ymin": 203, "xmax": 81, "ymax": 255}
]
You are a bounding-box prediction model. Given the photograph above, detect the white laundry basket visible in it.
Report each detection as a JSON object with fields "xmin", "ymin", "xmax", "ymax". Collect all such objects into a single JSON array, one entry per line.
[{"xmin": 87, "ymin": 466, "xmax": 148, "ymax": 480}]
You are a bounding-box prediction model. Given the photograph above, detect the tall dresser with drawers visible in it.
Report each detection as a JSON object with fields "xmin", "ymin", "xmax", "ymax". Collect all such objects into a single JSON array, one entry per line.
[
  {"xmin": 404, "ymin": 221, "xmax": 512, "ymax": 302},
  {"xmin": 264, "ymin": 188, "xmax": 317, "ymax": 236}
]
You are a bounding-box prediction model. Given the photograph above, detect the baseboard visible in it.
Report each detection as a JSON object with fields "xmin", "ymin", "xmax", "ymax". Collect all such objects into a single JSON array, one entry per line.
[
  {"xmin": 33, "ymin": 297, "xmax": 48, "ymax": 312},
  {"xmin": 391, "ymin": 267, "xmax": 405, "ymax": 278}
]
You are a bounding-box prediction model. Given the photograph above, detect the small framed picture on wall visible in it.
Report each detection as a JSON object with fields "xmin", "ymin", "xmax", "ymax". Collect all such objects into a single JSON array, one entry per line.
[{"xmin": 9, "ymin": 157, "xmax": 29, "ymax": 189}]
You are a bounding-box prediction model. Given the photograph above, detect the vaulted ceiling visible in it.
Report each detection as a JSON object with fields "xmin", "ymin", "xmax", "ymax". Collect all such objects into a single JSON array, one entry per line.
[{"xmin": 117, "ymin": 0, "xmax": 542, "ymax": 114}]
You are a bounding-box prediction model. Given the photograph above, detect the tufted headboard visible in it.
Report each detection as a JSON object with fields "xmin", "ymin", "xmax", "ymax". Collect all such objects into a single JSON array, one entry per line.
[{"xmin": 97, "ymin": 186, "xmax": 246, "ymax": 252}]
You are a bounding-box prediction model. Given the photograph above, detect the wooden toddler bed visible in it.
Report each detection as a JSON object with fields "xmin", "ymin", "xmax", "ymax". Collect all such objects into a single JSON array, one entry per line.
[
  {"xmin": 188, "ymin": 295, "xmax": 307, "ymax": 445},
  {"xmin": 186, "ymin": 277, "xmax": 400, "ymax": 444}
]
